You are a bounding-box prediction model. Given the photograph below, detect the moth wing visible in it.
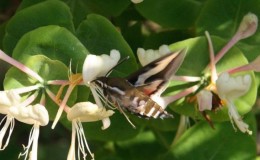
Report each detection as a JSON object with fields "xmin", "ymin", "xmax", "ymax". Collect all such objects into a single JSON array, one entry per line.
[{"xmin": 127, "ymin": 49, "xmax": 186, "ymax": 95}]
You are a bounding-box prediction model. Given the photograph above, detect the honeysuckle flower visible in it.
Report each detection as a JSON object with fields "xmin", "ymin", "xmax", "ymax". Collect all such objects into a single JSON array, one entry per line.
[
  {"xmin": 235, "ymin": 12, "xmax": 258, "ymax": 41},
  {"xmin": 216, "ymin": 72, "xmax": 252, "ymax": 134},
  {"xmin": 67, "ymin": 102, "xmax": 114, "ymax": 160},
  {"xmin": 9, "ymin": 104, "xmax": 49, "ymax": 160},
  {"xmin": 0, "ymin": 85, "xmax": 41, "ymax": 151},
  {"xmin": 131, "ymin": 0, "xmax": 143, "ymax": 4},
  {"xmin": 137, "ymin": 45, "xmax": 171, "ymax": 66},
  {"xmin": 193, "ymin": 15, "xmax": 258, "ymax": 133},
  {"xmin": 214, "ymin": 12, "xmax": 258, "ymax": 64},
  {"xmin": 0, "ymin": 90, "xmax": 21, "ymax": 150},
  {"xmin": 82, "ymin": 50, "xmax": 121, "ymax": 84}
]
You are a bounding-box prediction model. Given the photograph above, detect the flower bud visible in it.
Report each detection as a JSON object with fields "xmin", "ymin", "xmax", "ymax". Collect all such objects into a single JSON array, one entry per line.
[{"xmin": 236, "ymin": 12, "xmax": 258, "ymax": 40}]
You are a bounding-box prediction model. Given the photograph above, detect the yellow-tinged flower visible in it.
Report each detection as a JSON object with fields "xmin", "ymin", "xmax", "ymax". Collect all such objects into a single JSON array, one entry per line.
[
  {"xmin": 0, "ymin": 90, "xmax": 21, "ymax": 150},
  {"xmin": 67, "ymin": 102, "xmax": 114, "ymax": 160},
  {"xmin": 9, "ymin": 104, "xmax": 49, "ymax": 160},
  {"xmin": 216, "ymin": 72, "xmax": 252, "ymax": 134}
]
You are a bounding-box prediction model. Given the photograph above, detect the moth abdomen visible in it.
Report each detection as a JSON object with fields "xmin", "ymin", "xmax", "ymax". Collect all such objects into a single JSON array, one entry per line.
[{"xmin": 126, "ymin": 93, "xmax": 173, "ymax": 119}]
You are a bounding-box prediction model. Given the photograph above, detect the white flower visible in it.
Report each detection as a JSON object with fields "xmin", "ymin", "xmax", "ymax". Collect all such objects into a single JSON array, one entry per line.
[
  {"xmin": 67, "ymin": 102, "xmax": 114, "ymax": 160},
  {"xmin": 81, "ymin": 50, "xmax": 121, "ymax": 131},
  {"xmin": 216, "ymin": 72, "xmax": 252, "ymax": 134},
  {"xmin": 197, "ymin": 90, "xmax": 213, "ymax": 112},
  {"xmin": 131, "ymin": 0, "xmax": 143, "ymax": 4},
  {"xmin": 82, "ymin": 50, "xmax": 120, "ymax": 84},
  {"xmin": 0, "ymin": 90, "xmax": 21, "ymax": 150},
  {"xmin": 216, "ymin": 72, "xmax": 251, "ymax": 100},
  {"xmin": 9, "ymin": 104, "xmax": 49, "ymax": 160},
  {"xmin": 137, "ymin": 45, "xmax": 171, "ymax": 66}
]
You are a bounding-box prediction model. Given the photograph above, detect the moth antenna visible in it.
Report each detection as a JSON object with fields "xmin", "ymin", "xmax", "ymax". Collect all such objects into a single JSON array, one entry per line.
[
  {"xmin": 105, "ymin": 56, "xmax": 130, "ymax": 77},
  {"xmin": 115, "ymin": 102, "xmax": 136, "ymax": 129}
]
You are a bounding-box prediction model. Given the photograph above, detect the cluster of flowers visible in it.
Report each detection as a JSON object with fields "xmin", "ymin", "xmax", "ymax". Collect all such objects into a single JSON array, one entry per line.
[{"xmin": 0, "ymin": 12, "xmax": 259, "ymax": 160}]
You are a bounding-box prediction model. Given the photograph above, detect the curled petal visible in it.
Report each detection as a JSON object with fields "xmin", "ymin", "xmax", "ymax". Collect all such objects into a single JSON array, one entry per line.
[
  {"xmin": 82, "ymin": 50, "xmax": 120, "ymax": 83},
  {"xmin": 67, "ymin": 102, "xmax": 114, "ymax": 123},
  {"xmin": 197, "ymin": 90, "xmax": 213, "ymax": 111},
  {"xmin": 227, "ymin": 100, "xmax": 252, "ymax": 135},
  {"xmin": 101, "ymin": 117, "xmax": 111, "ymax": 130},
  {"xmin": 0, "ymin": 90, "xmax": 21, "ymax": 114},
  {"xmin": 9, "ymin": 104, "xmax": 49, "ymax": 126},
  {"xmin": 216, "ymin": 72, "xmax": 251, "ymax": 100},
  {"xmin": 137, "ymin": 45, "xmax": 171, "ymax": 66}
]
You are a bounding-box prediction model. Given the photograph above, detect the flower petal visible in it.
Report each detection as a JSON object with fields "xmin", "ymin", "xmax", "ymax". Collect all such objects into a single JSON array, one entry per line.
[
  {"xmin": 82, "ymin": 50, "xmax": 120, "ymax": 84},
  {"xmin": 197, "ymin": 90, "xmax": 213, "ymax": 111},
  {"xmin": 137, "ymin": 45, "xmax": 171, "ymax": 66},
  {"xmin": 9, "ymin": 104, "xmax": 49, "ymax": 126},
  {"xmin": 227, "ymin": 100, "xmax": 252, "ymax": 135},
  {"xmin": 0, "ymin": 90, "xmax": 21, "ymax": 114},
  {"xmin": 67, "ymin": 102, "xmax": 114, "ymax": 122},
  {"xmin": 216, "ymin": 72, "xmax": 251, "ymax": 100},
  {"xmin": 236, "ymin": 12, "xmax": 258, "ymax": 40}
]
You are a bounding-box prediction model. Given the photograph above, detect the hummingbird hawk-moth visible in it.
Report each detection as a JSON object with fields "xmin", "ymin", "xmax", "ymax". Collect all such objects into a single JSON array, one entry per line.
[{"xmin": 91, "ymin": 49, "xmax": 186, "ymax": 124}]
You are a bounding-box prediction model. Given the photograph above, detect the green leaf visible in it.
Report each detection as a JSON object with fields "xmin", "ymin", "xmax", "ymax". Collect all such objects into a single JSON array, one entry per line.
[
  {"xmin": 3, "ymin": 0, "xmax": 75, "ymax": 54},
  {"xmin": 135, "ymin": 0, "xmax": 203, "ymax": 28},
  {"xmin": 12, "ymin": 25, "xmax": 88, "ymax": 72},
  {"xmin": 115, "ymin": 131, "xmax": 166, "ymax": 160},
  {"xmin": 143, "ymin": 30, "xmax": 192, "ymax": 49},
  {"xmin": 196, "ymin": 0, "xmax": 260, "ymax": 61},
  {"xmin": 167, "ymin": 36, "xmax": 257, "ymax": 122},
  {"xmin": 81, "ymin": 0, "xmax": 130, "ymax": 17},
  {"xmin": 76, "ymin": 14, "xmax": 138, "ymax": 76},
  {"xmin": 165, "ymin": 113, "xmax": 256, "ymax": 160},
  {"xmin": 4, "ymin": 55, "xmax": 78, "ymax": 120}
]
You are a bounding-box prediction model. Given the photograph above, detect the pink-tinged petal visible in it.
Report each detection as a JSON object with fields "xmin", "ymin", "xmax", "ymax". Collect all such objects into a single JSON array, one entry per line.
[
  {"xmin": 214, "ymin": 13, "xmax": 258, "ymax": 64},
  {"xmin": 197, "ymin": 90, "xmax": 213, "ymax": 111},
  {"xmin": 235, "ymin": 12, "xmax": 258, "ymax": 40},
  {"xmin": 227, "ymin": 55, "xmax": 260, "ymax": 74},
  {"xmin": 0, "ymin": 49, "xmax": 44, "ymax": 83}
]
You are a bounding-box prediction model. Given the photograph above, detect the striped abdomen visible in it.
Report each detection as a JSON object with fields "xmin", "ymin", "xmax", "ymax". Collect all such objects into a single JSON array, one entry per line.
[{"xmin": 93, "ymin": 77, "xmax": 173, "ymax": 119}]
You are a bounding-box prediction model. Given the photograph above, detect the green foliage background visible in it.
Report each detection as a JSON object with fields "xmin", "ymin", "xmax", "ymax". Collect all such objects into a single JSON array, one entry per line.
[{"xmin": 0, "ymin": 0, "xmax": 260, "ymax": 160}]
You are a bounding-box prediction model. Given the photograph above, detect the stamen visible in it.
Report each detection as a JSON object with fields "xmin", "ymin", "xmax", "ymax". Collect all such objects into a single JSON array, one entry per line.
[{"xmin": 0, "ymin": 115, "xmax": 15, "ymax": 150}]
